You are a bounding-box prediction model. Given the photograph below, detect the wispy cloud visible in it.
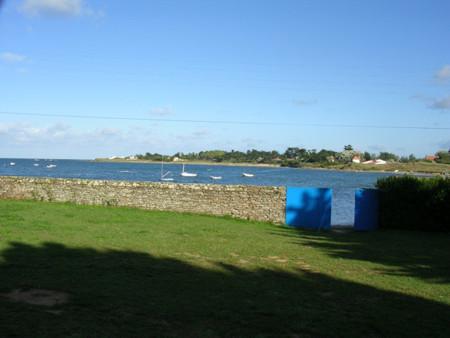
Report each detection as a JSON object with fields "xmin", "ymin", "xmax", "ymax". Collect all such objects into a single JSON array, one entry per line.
[
  {"xmin": 0, "ymin": 122, "xmax": 71, "ymax": 143},
  {"xmin": 438, "ymin": 139, "xmax": 450, "ymax": 150},
  {"xmin": 175, "ymin": 129, "xmax": 210, "ymax": 142},
  {"xmin": 412, "ymin": 93, "xmax": 450, "ymax": 111},
  {"xmin": 148, "ymin": 106, "xmax": 174, "ymax": 117},
  {"xmin": 241, "ymin": 137, "xmax": 263, "ymax": 148},
  {"xmin": 292, "ymin": 99, "xmax": 317, "ymax": 107},
  {"xmin": 0, "ymin": 122, "xmax": 178, "ymax": 158},
  {"xmin": 435, "ymin": 65, "xmax": 450, "ymax": 82},
  {"xmin": 429, "ymin": 95, "xmax": 450, "ymax": 110},
  {"xmin": 367, "ymin": 145, "xmax": 386, "ymax": 153},
  {"xmin": 19, "ymin": 0, "xmax": 103, "ymax": 18},
  {"xmin": 0, "ymin": 52, "xmax": 26, "ymax": 63}
]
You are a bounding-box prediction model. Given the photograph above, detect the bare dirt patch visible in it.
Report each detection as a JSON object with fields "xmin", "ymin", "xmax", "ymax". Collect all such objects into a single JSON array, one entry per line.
[{"xmin": 1, "ymin": 289, "xmax": 69, "ymax": 307}]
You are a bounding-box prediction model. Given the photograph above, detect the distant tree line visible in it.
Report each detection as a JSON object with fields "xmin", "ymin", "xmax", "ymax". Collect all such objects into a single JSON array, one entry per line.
[{"xmin": 134, "ymin": 146, "xmax": 450, "ymax": 166}]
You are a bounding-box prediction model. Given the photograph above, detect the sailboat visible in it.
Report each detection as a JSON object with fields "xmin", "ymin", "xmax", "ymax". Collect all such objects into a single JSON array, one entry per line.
[
  {"xmin": 180, "ymin": 163, "xmax": 197, "ymax": 177},
  {"xmin": 242, "ymin": 172, "xmax": 254, "ymax": 177},
  {"xmin": 160, "ymin": 158, "xmax": 174, "ymax": 181}
]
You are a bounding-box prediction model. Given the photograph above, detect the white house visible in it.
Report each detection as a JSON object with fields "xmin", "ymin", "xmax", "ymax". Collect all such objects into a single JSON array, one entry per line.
[{"xmin": 352, "ymin": 155, "xmax": 361, "ymax": 164}]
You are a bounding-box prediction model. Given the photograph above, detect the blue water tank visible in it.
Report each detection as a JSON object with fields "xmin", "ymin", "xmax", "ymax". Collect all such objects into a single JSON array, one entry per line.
[
  {"xmin": 354, "ymin": 188, "xmax": 379, "ymax": 231},
  {"xmin": 285, "ymin": 187, "xmax": 332, "ymax": 230}
]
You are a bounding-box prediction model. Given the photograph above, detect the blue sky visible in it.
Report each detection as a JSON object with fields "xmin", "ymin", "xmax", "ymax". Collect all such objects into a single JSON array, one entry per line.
[{"xmin": 0, "ymin": 0, "xmax": 449, "ymax": 159}]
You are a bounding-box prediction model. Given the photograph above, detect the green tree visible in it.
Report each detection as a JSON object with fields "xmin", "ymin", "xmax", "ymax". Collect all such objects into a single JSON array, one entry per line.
[
  {"xmin": 378, "ymin": 152, "xmax": 399, "ymax": 162},
  {"xmin": 436, "ymin": 151, "xmax": 450, "ymax": 164},
  {"xmin": 408, "ymin": 154, "xmax": 417, "ymax": 162}
]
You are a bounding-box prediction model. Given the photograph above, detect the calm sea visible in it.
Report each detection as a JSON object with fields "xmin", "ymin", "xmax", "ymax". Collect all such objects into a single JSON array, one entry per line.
[{"xmin": 1, "ymin": 158, "xmax": 399, "ymax": 226}]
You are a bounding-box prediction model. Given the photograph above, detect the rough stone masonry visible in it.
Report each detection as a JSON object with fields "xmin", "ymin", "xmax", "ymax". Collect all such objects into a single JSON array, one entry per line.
[{"xmin": 0, "ymin": 176, "xmax": 286, "ymax": 223}]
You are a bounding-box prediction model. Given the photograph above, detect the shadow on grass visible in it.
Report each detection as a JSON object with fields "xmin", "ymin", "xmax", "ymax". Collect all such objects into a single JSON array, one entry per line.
[
  {"xmin": 271, "ymin": 227, "xmax": 450, "ymax": 284},
  {"xmin": 0, "ymin": 241, "xmax": 449, "ymax": 337}
]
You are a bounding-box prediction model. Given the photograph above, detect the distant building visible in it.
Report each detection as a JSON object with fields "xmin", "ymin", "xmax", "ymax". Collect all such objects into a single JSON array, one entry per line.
[
  {"xmin": 425, "ymin": 155, "xmax": 438, "ymax": 161},
  {"xmin": 352, "ymin": 155, "xmax": 361, "ymax": 164},
  {"xmin": 362, "ymin": 160, "xmax": 375, "ymax": 164},
  {"xmin": 375, "ymin": 159, "xmax": 387, "ymax": 165}
]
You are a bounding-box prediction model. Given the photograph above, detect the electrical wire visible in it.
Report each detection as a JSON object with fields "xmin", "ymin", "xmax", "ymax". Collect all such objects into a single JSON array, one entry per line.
[{"xmin": 0, "ymin": 111, "xmax": 449, "ymax": 130}]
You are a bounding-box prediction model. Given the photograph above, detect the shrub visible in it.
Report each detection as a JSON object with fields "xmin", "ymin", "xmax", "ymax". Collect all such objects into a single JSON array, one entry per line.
[
  {"xmin": 376, "ymin": 176, "xmax": 450, "ymax": 232},
  {"xmin": 436, "ymin": 151, "xmax": 450, "ymax": 164}
]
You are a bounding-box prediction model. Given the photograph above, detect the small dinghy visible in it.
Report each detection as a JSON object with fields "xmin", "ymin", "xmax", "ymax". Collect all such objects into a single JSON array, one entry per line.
[
  {"xmin": 209, "ymin": 175, "xmax": 222, "ymax": 180},
  {"xmin": 46, "ymin": 164, "xmax": 57, "ymax": 169},
  {"xmin": 180, "ymin": 164, "xmax": 197, "ymax": 177},
  {"xmin": 160, "ymin": 157, "xmax": 174, "ymax": 181},
  {"xmin": 9, "ymin": 162, "xmax": 16, "ymax": 166},
  {"xmin": 242, "ymin": 173, "xmax": 254, "ymax": 177}
]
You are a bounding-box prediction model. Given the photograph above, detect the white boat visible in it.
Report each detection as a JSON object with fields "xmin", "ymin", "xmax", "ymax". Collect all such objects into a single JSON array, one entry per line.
[
  {"xmin": 33, "ymin": 163, "xmax": 39, "ymax": 167},
  {"xmin": 209, "ymin": 175, "xmax": 222, "ymax": 180},
  {"xmin": 9, "ymin": 162, "xmax": 15, "ymax": 166},
  {"xmin": 160, "ymin": 157, "xmax": 174, "ymax": 181},
  {"xmin": 180, "ymin": 164, "xmax": 197, "ymax": 177},
  {"xmin": 46, "ymin": 164, "xmax": 57, "ymax": 169},
  {"xmin": 242, "ymin": 173, "xmax": 254, "ymax": 177}
]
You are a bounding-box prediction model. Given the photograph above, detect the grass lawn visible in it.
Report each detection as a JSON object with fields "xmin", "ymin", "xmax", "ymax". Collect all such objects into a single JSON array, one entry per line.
[
  {"xmin": 302, "ymin": 161, "xmax": 450, "ymax": 174},
  {"xmin": 0, "ymin": 200, "xmax": 449, "ymax": 337}
]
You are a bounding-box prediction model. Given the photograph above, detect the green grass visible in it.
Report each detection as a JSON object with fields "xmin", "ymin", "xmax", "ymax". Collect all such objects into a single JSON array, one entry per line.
[
  {"xmin": 302, "ymin": 161, "xmax": 450, "ymax": 174},
  {"xmin": 1, "ymin": 200, "xmax": 449, "ymax": 337}
]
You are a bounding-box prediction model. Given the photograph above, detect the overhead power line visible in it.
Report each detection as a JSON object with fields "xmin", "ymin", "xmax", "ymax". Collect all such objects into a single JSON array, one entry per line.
[{"xmin": 0, "ymin": 111, "xmax": 449, "ymax": 130}]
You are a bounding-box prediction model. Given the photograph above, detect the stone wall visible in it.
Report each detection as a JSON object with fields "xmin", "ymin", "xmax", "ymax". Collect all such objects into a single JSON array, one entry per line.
[{"xmin": 0, "ymin": 176, "xmax": 286, "ymax": 223}]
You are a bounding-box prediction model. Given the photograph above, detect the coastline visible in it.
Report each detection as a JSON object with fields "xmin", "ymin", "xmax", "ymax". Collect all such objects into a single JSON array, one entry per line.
[
  {"xmin": 93, "ymin": 159, "xmax": 280, "ymax": 168},
  {"xmin": 93, "ymin": 158, "xmax": 448, "ymax": 175}
]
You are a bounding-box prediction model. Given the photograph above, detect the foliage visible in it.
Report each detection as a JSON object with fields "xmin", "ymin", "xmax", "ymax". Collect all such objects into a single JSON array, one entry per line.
[
  {"xmin": 336, "ymin": 149, "xmax": 357, "ymax": 163},
  {"xmin": 378, "ymin": 152, "xmax": 399, "ymax": 161},
  {"xmin": 436, "ymin": 151, "xmax": 450, "ymax": 164},
  {"xmin": 133, "ymin": 147, "xmax": 447, "ymax": 167},
  {"xmin": 376, "ymin": 176, "xmax": 450, "ymax": 231},
  {"xmin": 344, "ymin": 144, "xmax": 353, "ymax": 151}
]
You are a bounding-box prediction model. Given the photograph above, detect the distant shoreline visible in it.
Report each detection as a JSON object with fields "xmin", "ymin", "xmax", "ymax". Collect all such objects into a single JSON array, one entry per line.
[
  {"xmin": 93, "ymin": 158, "xmax": 448, "ymax": 175},
  {"xmin": 93, "ymin": 159, "xmax": 280, "ymax": 168}
]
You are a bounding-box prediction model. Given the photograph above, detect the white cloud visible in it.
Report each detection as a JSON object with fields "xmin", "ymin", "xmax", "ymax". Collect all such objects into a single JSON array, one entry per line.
[
  {"xmin": 19, "ymin": 0, "xmax": 102, "ymax": 18},
  {"xmin": 0, "ymin": 52, "xmax": 26, "ymax": 63},
  {"xmin": 0, "ymin": 122, "xmax": 71, "ymax": 143},
  {"xmin": 148, "ymin": 106, "xmax": 174, "ymax": 117},
  {"xmin": 0, "ymin": 122, "xmax": 166, "ymax": 158},
  {"xmin": 435, "ymin": 65, "xmax": 450, "ymax": 81},
  {"xmin": 429, "ymin": 95, "xmax": 450, "ymax": 110}
]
